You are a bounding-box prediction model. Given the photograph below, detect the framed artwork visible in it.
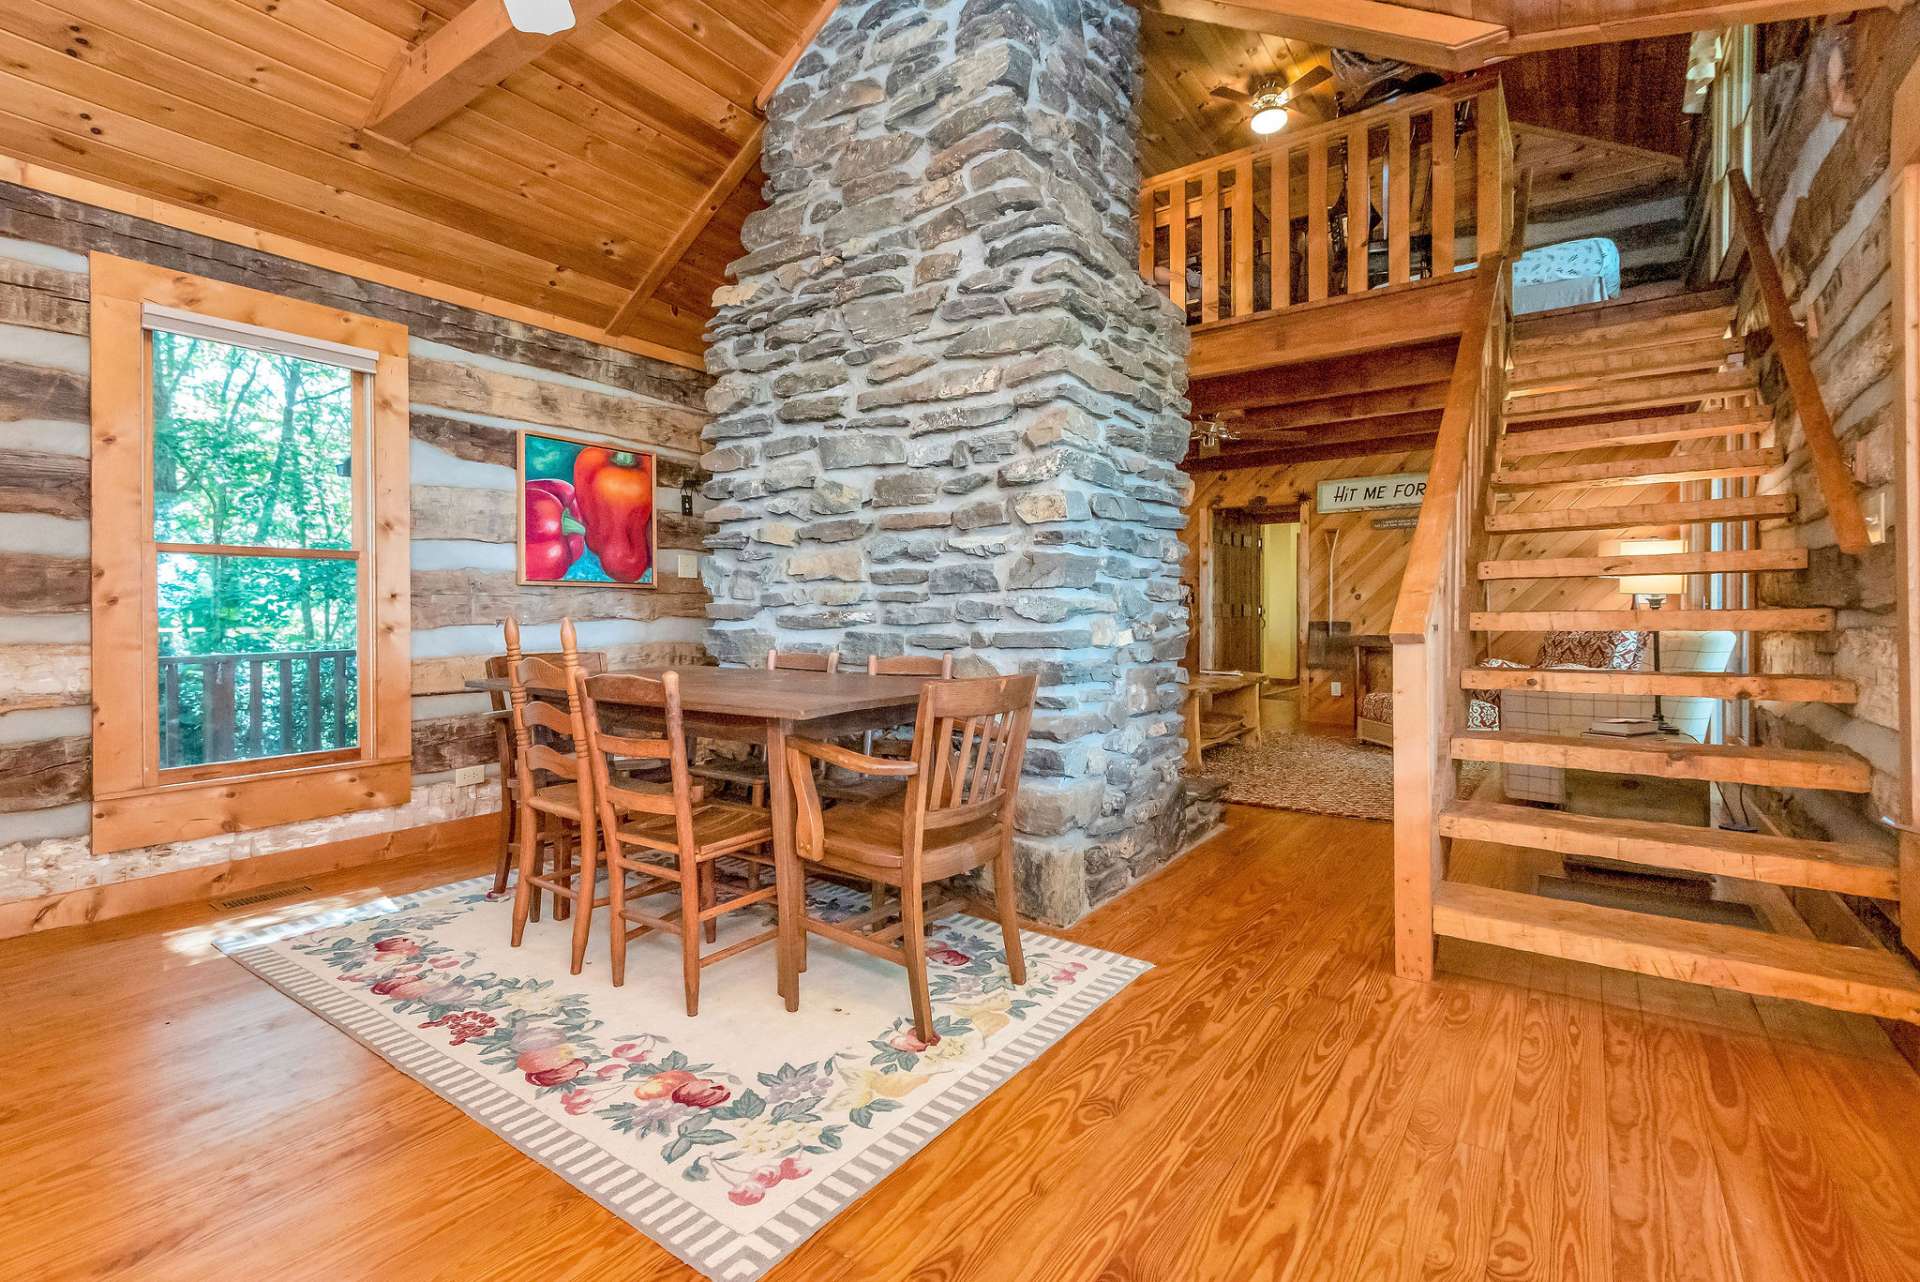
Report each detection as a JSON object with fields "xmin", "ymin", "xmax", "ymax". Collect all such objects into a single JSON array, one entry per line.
[{"xmin": 517, "ymin": 429, "xmax": 657, "ymax": 588}]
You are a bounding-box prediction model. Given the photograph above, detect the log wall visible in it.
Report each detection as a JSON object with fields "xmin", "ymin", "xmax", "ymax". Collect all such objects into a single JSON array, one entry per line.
[{"xmin": 0, "ymin": 181, "xmax": 712, "ymax": 908}]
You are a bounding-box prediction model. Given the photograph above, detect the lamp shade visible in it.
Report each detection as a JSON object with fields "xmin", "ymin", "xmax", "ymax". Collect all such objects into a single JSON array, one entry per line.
[
  {"xmin": 1250, "ymin": 104, "xmax": 1289, "ymax": 135},
  {"xmin": 1609, "ymin": 537, "xmax": 1686, "ymax": 597}
]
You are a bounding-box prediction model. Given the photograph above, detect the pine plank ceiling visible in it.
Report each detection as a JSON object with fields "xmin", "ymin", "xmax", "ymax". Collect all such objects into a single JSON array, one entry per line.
[
  {"xmin": 0, "ymin": 0, "xmax": 819, "ymax": 365},
  {"xmin": 0, "ymin": 0, "xmax": 1701, "ymax": 367}
]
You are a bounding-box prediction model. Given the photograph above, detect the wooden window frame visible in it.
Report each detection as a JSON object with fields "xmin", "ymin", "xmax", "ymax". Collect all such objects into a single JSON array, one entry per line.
[{"xmin": 89, "ymin": 254, "xmax": 412, "ymax": 853}]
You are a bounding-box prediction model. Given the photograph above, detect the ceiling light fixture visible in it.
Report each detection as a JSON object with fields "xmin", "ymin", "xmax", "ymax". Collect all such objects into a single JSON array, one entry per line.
[
  {"xmin": 504, "ymin": 0, "xmax": 576, "ymax": 35},
  {"xmin": 1249, "ymin": 91, "xmax": 1290, "ymax": 136}
]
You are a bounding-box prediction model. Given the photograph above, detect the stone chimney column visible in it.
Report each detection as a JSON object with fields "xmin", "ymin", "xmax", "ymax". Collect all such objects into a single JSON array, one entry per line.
[{"xmin": 700, "ymin": 0, "xmax": 1193, "ymax": 923}]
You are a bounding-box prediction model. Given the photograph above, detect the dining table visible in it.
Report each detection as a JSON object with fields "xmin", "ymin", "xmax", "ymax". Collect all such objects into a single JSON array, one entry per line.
[{"xmin": 464, "ymin": 665, "xmax": 937, "ymax": 1010}]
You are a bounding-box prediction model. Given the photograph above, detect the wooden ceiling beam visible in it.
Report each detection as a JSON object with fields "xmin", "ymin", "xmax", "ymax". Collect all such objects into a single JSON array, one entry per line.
[
  {"xmin": 1185, "ymin": 430, "xmax": 1439, "ymax": 472},
  {"xmin": 607, "ymin": 0, "xmax": 840, "ymax": 335},
  {"xmin": 1487, "ymin": 1, "xmax": 1890, "ymax": 56},
  {"xmin": 1140, "ymin": 0, "xmax": 1509, "ymax": 74},
  {"xmin": 1190, "ymin": 338, "xmax": 1457, "ymax": 415},
  {"xmin": 365, "ymin": 0, "xmax": 625, "ymax": 145},
  {"xmin": 606, "ymin": 127, "xmax": 763, "ymax": 335},
  {"xmin": 1224, "ymin": 408, "xmax": 1445, "ymax": 444}
]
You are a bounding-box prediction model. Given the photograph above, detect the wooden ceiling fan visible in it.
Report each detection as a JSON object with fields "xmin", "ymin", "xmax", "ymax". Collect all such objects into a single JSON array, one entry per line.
[{"xmin": 1210, "ymin": 66, "xmax": 1333, "ymax": 134}]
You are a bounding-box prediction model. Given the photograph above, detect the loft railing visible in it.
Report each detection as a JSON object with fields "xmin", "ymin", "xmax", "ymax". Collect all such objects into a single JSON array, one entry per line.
[
  {"xmin": 1725, "ymin": 169, "xmax": 1871, "ymax": 555},
  {"xmin": 1138, "ymin": 75, "xmax": 1512, "ymax": 325},
  {"xmin": 159, "ymin": 648, "xmax": 357, "ymax": 767},
  {"xmin": 1387, "ymin": 171, "xmax": 1529, "ymax": 982}
]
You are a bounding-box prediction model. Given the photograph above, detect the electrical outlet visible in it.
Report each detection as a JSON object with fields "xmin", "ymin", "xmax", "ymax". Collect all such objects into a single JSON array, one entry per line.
[
  {"xmin": 453, "ymin": 764, "xmax": 486, "ymax": 787},
  {"xmin": 1330, "ymin": 681, "xmax": 1342, "ymax": 697}
]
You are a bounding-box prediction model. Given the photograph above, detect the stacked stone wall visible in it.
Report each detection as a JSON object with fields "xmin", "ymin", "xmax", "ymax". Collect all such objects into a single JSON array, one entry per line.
[{"xmin": 697, "ymin": 0, "xmax": 1194, "ymax": 922}]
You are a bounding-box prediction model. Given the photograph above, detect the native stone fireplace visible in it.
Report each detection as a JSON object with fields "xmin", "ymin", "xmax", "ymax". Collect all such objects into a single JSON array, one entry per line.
[{"xmin": 697, "ymin": 0, "xmax": 1193, "ymax": 923}]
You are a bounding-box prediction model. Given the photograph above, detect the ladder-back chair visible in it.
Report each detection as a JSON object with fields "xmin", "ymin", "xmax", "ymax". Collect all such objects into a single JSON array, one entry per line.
[
  {"xmin": 786, "ymin": 674, "xmax": 1037, "ymax": 1042},
  {"xmin": 486, "ymin": 645, "xmax": 607, "ymax": 903},
  {"xmin": 581, "ymin": 669, "xmax": 779, "ymax": 1015},
  {"xmin": 502, "ymin": 618, "xmax": 608, "ymax": 973}
]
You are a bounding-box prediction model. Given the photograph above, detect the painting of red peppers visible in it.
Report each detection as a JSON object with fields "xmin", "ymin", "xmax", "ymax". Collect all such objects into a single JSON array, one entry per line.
[{"xmin": 516, "ymin": 430, "xmax": 657, "ymax": 588}]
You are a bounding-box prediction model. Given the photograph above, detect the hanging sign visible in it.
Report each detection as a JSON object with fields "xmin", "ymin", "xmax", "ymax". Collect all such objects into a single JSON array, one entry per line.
[
  {"xmin": 1372, "ymin": 515, "xmax": 1420, "ymax": 530},
  {"xmin": 1315, "ymin": 471, "xmax": 1428, "ymax": 513}
]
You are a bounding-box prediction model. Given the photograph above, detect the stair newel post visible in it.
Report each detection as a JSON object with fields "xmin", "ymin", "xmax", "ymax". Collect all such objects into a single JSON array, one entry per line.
[{"xmin": 1390, "ymin": 177, "xmax": 1520, "ymax": 982}]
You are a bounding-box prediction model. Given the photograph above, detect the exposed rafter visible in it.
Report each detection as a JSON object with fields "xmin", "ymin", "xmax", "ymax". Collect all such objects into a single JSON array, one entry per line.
[
  {"xmin": 605, "ymin": 127, "xmax": 765, "ymax": 336},
  {"xmin": 1145, "ymin": 0, "xmax": 1890, "ymax": 72},
  {"xmin": 606, "ymin": 0, "xmax": 843, "ymax": 335},
  {"xmin": 364, "ymin": 0, "xmax": 623, "ymax": 145},
  {"xmin": 1139, "ymin": 0, "xmax": 1508, "ymax": 73}
]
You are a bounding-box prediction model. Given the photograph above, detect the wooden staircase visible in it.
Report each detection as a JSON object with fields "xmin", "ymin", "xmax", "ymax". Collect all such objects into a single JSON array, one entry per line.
[{"xmin": 1392, "ymin": 278, "xmax": 1920, "ymax": 1023}]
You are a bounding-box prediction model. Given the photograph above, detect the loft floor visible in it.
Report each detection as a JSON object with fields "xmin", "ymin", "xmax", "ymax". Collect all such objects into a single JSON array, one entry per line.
[{"xmin": 3, "ymin": 806, "xmax": 1918, "ymax": 1280}]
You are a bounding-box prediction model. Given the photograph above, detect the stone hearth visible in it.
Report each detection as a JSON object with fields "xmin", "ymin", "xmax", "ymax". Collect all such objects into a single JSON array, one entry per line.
[{"xmin": 697, "ymin": 0, "xmax": 1193, "ymax": 923}]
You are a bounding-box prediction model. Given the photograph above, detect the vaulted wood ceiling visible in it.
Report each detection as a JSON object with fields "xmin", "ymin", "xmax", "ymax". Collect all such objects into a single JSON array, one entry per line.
[{"xmin": 0, "ymin": 0, "xmax": 827, "ymax": 366}]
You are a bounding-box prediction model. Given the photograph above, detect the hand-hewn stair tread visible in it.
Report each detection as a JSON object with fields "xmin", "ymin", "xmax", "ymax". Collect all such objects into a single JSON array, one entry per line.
[
  {"xmin": 1507, "ymin": 370, "xmax": 1757, "ymax": 422},
  {"xmin": 1477, "ymin": 548, "xmax": 1808, "ymax": 579},
  {"xmin": 1501, "ymin": 408, "xmax": 1770, "ymax": 457},
  {"xmin": 1439, "ymin": 800, "xmax": 1895, "ymax": 897},
  {"xmin": 1486, "ymin": 493, "xmax": 1795, "ymax": 534},
  {"xmin": 1510, "ymin": 337, "xmax": 1742, "ymax": 390},
  {"xmin": 1451, "ymin": 730, "xmax": 1872, "ymax": 792},
  {"xmin": 1470, "ymin": 607, "xmax": 1832, "ymax": 632},
  {"xmin": 1494, "ymin": 447, "xmax": 1782, "ymax": 489},
  {"xmin": 1460, "ymin": 666, "xmax": 1857, "ymax": 704},
  {"xmin": 1432, "ymin": 881, "xmax": 1920, "ymax": 1020}
]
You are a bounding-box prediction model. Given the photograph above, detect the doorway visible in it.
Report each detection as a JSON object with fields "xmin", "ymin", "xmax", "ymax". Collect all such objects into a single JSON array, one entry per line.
[{"xmin": 1208, "ymin": 505, "xmax": 1301, "ymax": 679}]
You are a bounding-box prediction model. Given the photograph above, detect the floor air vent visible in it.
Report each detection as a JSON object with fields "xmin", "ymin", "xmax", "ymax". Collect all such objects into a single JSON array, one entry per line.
[{"xmin": 210, "ymin": 884, "xmax": 317, "ymax": 911}]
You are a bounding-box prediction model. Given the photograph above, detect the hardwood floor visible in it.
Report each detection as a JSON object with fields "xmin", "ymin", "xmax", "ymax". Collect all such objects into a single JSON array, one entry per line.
[{"xmin": 3, "ymin": 805, "xmax": 1919, "ymax": 1280}]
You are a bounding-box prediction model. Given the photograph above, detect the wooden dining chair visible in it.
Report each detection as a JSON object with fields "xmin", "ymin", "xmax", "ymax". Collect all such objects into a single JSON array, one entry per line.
[
  {"xmin": 690, "ymin": 649, "xmax": 841, "ymax": 806},
  {"xmin": 502, "ymin": 618, "xmax": 610, "ymax": 973},
  {"xmin": 785, "ymin": 674, "xmax": 1037, "ymax": 1042},
  {"xmin": 486, "ymin": 646, "xmax": 608, "ymax": 904},
  {"xmin": 581, "ymin": 670, "xmax": 779, "ymax": 1014}
]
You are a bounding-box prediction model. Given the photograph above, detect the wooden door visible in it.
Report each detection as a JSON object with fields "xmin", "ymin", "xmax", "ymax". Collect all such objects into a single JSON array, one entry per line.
[{"xmin": 1211, "ymin": 510, "xmax": 1264, "ymax": 671}]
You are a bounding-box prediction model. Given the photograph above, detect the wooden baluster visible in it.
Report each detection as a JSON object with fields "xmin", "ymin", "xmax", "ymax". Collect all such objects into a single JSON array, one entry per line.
[
  {"xmin": 244, "ymin": 657, "xmax": 264, "ymax": 759},
  {"xmin": 1199, "ymin": 169, "xmax": 1221, "ymax": 323},
  {"xmin": 1431, "ymin": 104, "xmax": 1455, "ymax": 276},
  {"xmin": 305, "ymin": 653, "xmax": 322, "ymax": 750},
  {"xmin": 277, "ymin": 656, "xmax": 294, "ymax": 755},
  {"xmin": 209, "ymin": 658, "xmax": 235, "ymax": 762},
  {"xmin": 1307, "ymin": 136, "xmax": 1328, "ymax": 301},
  {"xmin": 160, "ymin": 660, "xmax": 176, "ymax": 769},
  {"xmin": 1389, "ymin": 112, "xmax": 1411, "ymax": 285},
  {"xmin": 1168, "ymin": 179, "xmax": 1188, "ymax": 315},
  {"xmin": 333, "ymin": 654, "xmax": 349, "ymax": 748},
  {"xmin": 1231, "ymin": 157, "xmax": 1253, "ymax": 317},
  {"xmin": 1347, "ymin": 122, "xmax": 1369, "ymax": 296},
  {"xmin": 1269, "ymin": 147, "xmax": 1290, "ymax": 310},
  {"xmin": 1475, "ymin": 89, "xmax": 1507, "ymax": 268}
]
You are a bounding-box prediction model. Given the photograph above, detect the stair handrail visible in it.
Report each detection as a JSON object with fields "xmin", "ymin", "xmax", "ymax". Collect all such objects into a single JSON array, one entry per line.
[
  {"xmin": 1387, "ymin": 168, "xmax": 1529, "ymax": 981},
  {"xmin": 1725, "ymin": 169, "xmax": 1871, "ymax": 555}
]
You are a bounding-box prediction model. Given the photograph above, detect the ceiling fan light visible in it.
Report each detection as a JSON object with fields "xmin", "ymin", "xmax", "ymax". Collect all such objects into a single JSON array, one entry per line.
[
  {"xmin": 504, "ymin": 0, "xmax": 575, "ymax": 35},
  {"xmin": 1249, "ymin": 93, "xmax": 1289, "ymax": 136}
]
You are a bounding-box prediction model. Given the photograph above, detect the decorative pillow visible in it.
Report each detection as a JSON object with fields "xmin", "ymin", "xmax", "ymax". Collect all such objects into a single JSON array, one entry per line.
[
  {"xmin": 1359, "ymin": 690, "xmax": 1395, "ymax": 725},
  {"xmin": 1536, "ymin": 629, "xmax": 1649, "ymax": 671},
  {"xmin": 1467, "ymin": 696, "xmax": 1501, "ymax": 729}
]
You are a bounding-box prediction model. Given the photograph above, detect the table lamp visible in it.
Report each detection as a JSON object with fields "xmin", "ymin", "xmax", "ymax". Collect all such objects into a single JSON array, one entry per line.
[{"xmin": 1610, "ymin": 538, "xmax": 1687, "ymax": 732}]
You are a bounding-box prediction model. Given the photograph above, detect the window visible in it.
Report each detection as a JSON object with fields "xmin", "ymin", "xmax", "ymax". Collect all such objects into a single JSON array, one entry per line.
[{"xmin": 90, "ymin": 256, "xmax": 411, "ymax": 853}]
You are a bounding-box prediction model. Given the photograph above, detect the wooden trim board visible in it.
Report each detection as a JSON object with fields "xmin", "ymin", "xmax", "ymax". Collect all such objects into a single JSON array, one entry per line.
[{"xmin": 0, "ymin": 814, "xmax": 496, "ymax": 940}]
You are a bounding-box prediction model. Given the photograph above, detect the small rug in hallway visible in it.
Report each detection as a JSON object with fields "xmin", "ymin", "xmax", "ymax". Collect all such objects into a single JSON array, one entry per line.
[
  {"xmin": 218, "ymin": 877, "xmax": 1148, "ymax": 1281},
  {"xmin": 1207, "ymin": 731, "xmax": 1489, "ymax": 820}
]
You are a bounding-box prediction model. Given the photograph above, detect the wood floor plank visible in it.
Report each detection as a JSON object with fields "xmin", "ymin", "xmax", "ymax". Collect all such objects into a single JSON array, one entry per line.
[{"xmin": 1, "ymin": 806, "xmax": 1916, "ymax": 1281}]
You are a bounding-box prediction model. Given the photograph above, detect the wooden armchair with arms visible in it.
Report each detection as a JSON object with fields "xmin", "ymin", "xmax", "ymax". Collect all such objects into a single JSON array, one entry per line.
[{"xmin": 785, "ymin": 673, "xmax": 1037, "ymax": 1043}]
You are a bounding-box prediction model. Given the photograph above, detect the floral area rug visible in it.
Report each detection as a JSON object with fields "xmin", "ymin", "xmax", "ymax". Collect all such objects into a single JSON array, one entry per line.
[
  {"xmin": 1205, "ymin": 731, "xmax": 1491, "ymax": 821},
  {"xmin": 218, "ymin": 876, "xmax": 1149, "ymax": 1281}
]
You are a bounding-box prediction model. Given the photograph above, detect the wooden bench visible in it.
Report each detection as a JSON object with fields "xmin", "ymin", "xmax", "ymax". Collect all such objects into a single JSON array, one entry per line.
[{"xmin": 1183, "ymin": 670, "xmax": 1266, "ymax": 770}]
